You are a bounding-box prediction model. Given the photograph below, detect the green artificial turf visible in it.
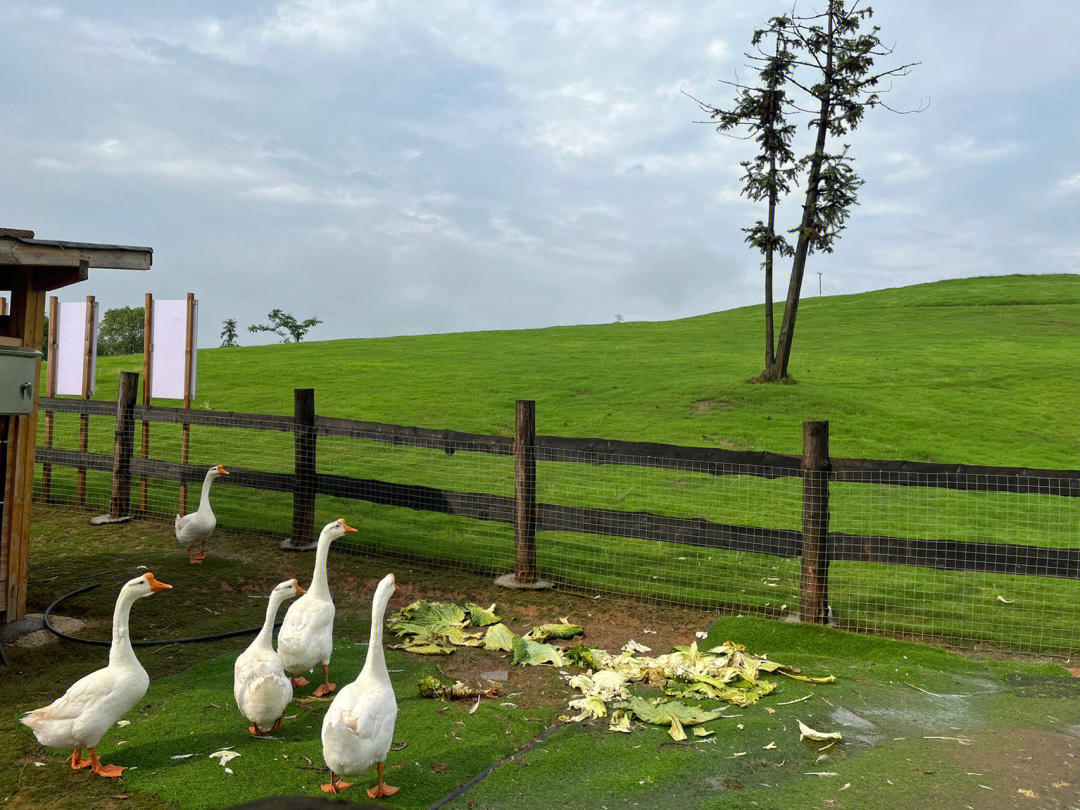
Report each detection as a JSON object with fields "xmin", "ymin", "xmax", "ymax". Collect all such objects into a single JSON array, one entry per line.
[
  {"xmin": 31, "ymin": 274, "xmax": 1080, "ymax": 652},
  {"xmin": 103, "ymin": 644, "xmax": 557, "ymax": 810},
  {"xmin": 7, "ymin": 511, "xmax": 1080, "ymax": 810},
  {"xmin": 445, "ymin": 616, "xmax": 1080, "ymax": 810}
]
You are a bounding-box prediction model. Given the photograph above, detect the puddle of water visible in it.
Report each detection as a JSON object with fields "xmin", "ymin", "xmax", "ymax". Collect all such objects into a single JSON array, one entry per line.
[{"xmin": 831, "ymin": 707, "xmax": 876, "ymax": 730}]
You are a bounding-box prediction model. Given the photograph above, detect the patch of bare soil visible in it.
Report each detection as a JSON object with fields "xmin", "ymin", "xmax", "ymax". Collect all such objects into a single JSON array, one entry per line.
[
  {"xmin": 329, "ymin": 567, "xmax": 718, "ymax": 712},
  {"xmin": 942, "ymin": 727, "xmax": 1080, "ymax": 808}
]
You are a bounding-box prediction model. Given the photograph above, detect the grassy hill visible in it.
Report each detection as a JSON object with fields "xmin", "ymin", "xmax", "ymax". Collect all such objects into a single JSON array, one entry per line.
[
  {"xmin": 36, "ymin": 273, "xmax": 1080, "ymax": 652},
  {"xmin": 83, "ymin": 273, "xmax": 1080, "ymax": 467}
]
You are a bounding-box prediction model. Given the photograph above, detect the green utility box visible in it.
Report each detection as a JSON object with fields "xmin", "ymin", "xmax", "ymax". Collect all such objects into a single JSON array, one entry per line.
[{"xmin": 0, "ymin": 347, "xmax": 40, "ymax": 415}]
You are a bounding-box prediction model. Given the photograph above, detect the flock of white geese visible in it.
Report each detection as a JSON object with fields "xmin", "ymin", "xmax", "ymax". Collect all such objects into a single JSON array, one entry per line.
[{"xmin": 22, "ymin": 466, "xmax": 400, "ymax": 798}]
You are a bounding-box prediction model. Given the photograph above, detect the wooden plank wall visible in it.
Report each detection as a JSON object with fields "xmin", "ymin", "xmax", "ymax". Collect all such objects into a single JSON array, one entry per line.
[{"xmin": 4, "ymin": 269, "xmax": 45, "ymax": 620}]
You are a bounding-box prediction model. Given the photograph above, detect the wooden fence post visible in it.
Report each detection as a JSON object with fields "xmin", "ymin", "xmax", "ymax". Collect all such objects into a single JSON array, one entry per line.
[
  {"xmin": 107, "ymin": 371, "xmax": 138, "ymax": 520},
  {"xmin": 800, "ymin": 419, "xmax": 831, "ymax": 624},
  {"xmin": 178, "ymin": 292, "xmax": 194, "ymax": 514},
  {"xmin": 140, "ymin": 292, "xmax": 153, "ymax": 512},
  {"xmin": 41, "ymin": 295, "xmax": 58, "ymax": 502},
  {"xmin": 76, "ymin": 294, "xmax": 94, "ymax": 506},
  {"xmin": 285, "ymin": 388, "xmax": 317, "ymax": 550},
  {"xmin": 514, "ymin": 400, "xmax": 538, "ymax": 584}
]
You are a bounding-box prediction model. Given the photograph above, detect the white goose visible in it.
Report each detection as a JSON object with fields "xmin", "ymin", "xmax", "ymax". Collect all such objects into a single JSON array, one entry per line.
[
  {"xmin": 278, "ymin": 519, "xmax": 356, "ymax": 697},
  {"xmin": 234, "ymin": 578, "xmax": 304, "ymax": 735},
  {"xmin": 21, "ymin": 573, "xmax": 172, "ymax": 777},
  {"xmin": 321, "ymin": 572, "xmax": 398, "ymax": 797},
  {"xmin": 175, "ymin": 465, "xmax": 229, "ymax": 563}
]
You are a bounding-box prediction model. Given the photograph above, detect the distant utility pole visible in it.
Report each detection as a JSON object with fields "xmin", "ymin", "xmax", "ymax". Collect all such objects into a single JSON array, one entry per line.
[{"xmin": 817, "ymin": 272, "xmax": 822, "ymax": 297}]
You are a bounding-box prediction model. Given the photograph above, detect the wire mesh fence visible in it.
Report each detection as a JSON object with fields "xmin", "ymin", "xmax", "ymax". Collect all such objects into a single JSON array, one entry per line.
[{"xmin": 31, "ymin": 392, "xmax": 1080, "ymax": 655}]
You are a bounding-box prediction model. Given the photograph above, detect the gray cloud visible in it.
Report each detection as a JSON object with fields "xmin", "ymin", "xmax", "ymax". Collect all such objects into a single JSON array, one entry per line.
[{"xmin": 0, "ymin": 0, "xmax": 1077, "ymax": 346}]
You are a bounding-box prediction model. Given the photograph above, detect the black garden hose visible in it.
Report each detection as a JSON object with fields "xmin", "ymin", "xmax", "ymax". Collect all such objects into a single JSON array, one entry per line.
[{"xmin": 44, "ymin": 583, "xmax": 281, "ymax": 647}]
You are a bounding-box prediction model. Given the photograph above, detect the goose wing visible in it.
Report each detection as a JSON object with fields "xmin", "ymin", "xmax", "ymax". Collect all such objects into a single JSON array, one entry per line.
[{"xmin": 24, "ymin": 668, "xmax": 116, "ymax": 725}]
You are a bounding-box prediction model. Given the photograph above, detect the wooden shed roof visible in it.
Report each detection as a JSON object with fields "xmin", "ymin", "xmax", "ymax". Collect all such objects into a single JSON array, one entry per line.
[{"xmin": 0, "ymin": 228, "xmax": 152, "ymax": 271}]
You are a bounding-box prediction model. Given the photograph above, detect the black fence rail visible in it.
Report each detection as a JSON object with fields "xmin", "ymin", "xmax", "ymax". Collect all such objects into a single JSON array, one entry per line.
[{"xmin": 33, "ymin": 375, "xmax": 1080, "ymax": 631}]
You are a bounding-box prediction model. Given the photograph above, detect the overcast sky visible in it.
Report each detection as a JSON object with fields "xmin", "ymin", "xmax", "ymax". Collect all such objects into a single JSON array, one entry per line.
[{"xmin": 2, "ymin": 1, "xmax": 1078, "ymax": 346}]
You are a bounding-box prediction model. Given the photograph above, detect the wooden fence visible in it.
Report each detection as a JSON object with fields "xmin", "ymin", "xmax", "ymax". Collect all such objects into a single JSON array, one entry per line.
[{"xmin": 34, "ymin": 372, "xmax": 1080, "ymax": 623}]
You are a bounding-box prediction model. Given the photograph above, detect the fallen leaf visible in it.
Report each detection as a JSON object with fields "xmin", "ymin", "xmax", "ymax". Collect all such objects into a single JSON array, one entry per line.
[
  {"xmin": 997, "ymin": 595, "xmax": 1014, "ymax": 604},
  {"xmin": 763, "ymin": 741, "xmax": 777, "ymax": 750},
  {"xmin": 1018, "ymin": 789, "xmax": 1038, "ymax": 798},
  {"xmin": 798, "ymin": 720, "xmax": 843, "ymax": 743},
  {"xmin": 116, "ymin": 720, "xmax": 131, "ymax": 727},
  {"xmin": 209, "ymin": 750, "xmax": 241, "ymax": 767}
]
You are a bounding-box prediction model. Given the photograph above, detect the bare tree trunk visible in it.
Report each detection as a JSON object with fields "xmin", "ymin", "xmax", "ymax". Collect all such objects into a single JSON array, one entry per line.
[
  {"xmin": 765, "ymin": 142, "xmax": 776, "ymax": 372},
  {"xmin": 769, "ymin": 7, "xmax": 835, "ymax": 381}
]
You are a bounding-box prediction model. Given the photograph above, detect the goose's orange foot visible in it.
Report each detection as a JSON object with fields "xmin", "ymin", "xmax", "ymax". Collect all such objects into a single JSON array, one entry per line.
[
  {"xmin": 249, "ymin": 725, "xmax": 267, "ymax": 736},
  {"xmin": 290, "ymin": 676, "xmax": 309, "ymax": 688},
  {"xmin": 367, "ymin": 762, "xmax": 398, "ymax": 798},
  {"xmin": 87, "ymin": 749, "xmax": 124, "ymax": 778},
  {"xmin": 187, "ymin": 548, "xmax": 205, "ymax": 564},
  {"xmin": 320, "ymin": 772, "xmax": 353, "ymax": 793},
  {"xmin": 68, "ymin": 749, "xmax": 92, "ymax": 770},
  {"xmin": 313, "ymin": 682, "xmax": 336, "ymax": 698},
  {"xmin": 270, "ymin": 718, "xmax": 282, "ymax": 733}
]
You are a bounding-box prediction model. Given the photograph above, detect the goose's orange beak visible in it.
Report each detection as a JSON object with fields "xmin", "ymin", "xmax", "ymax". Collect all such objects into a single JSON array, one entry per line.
[
  {"xmin": 217, "ymin": 465, "xmax": 229, "ymax": 476},
  {"xmin": 342, "ymin": 521, "xmax": 357, "ymax": 534},
  {"xmin": 294, "ymin": 579, "xmax": 307, "ymax": 595},
  {"xmin": 145, "ymin": 573, "xmax": 172, "ymax": 592}
]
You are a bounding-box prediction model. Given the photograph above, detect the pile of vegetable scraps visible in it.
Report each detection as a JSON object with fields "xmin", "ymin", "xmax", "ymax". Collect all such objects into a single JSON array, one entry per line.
[
  {"xmin": 388, "ymin": 600, "xmax": 835, "ymax": 742},
  {"xmin": 562, "ymin": 639, "xmax": 834, "ymax": 741}
]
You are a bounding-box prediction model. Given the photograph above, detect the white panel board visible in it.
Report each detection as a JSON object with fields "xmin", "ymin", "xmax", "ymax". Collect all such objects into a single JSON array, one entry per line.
[
  {"xmin": 151, "ymin": 298, "xmax": 197, "ymax": 400},
  {"xmin": 54, "ymin": 301, "xmax": 98, "ymax": 396}
]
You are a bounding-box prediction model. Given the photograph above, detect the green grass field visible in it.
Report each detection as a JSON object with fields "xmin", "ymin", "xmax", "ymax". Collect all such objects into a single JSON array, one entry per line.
[{"xmin": 34, "ymin": 274, "xmax": 1080, "ymax": 651}]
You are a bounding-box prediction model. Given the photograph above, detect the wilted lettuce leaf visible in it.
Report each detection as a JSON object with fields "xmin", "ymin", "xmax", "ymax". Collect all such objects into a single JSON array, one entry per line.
[
  {"xmin": 483, "ymin": 623, "xmax": 517, "ymax": 652},
  {"xmin": 525, "ymin": 620, "xmax": 584, "ymax": 642},
  {"xmin": 564, "ymin": 645, "xmax": 605, "ymax": 670},
  {"xmin": 512, "ymin": 636, "xmax": 566, "ymax": 667},
  {"xmin": 465, "ymin": 602, "xmax": 501, "ymax": 627},
  {"xmin": 388, "ymin": 601, "xmax": 468, "ymax": 638},
  {"xmin": 615, "ymin": 696, "xmax": 722, "ymax": 741},
  {"xmin": 797, "ymin": 719, "xmax": 843, "ymax": 742}
]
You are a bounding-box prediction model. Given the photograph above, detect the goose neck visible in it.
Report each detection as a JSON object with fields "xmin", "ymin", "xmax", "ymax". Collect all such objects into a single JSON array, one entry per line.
[
  {"xmin": 255, "ymin": 591, "xmax": 286, "ymax": 649},
  {"xmin": 198, "ymin": 470, "xmax": 216, "ymax": 514},
  {"xmin": 308, "ymin": 532, "xmax": 334, "ymax": 598},
  {"xmin": 360, "ymin": 586, "xmax": 392, "ymax": 683},
  {"xmin": 109, "ymin": 588, "xmax": 140, "ymax": 668}
]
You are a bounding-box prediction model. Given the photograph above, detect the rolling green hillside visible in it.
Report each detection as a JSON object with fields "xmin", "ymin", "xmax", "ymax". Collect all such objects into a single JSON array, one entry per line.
[
  {"xmin": 36, "ymin": 273, "xmax": 1080, "ymax": 651},
  {"xmin": 82, "ymin": 273, "xmax": 1080, "ymax": 467}
]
